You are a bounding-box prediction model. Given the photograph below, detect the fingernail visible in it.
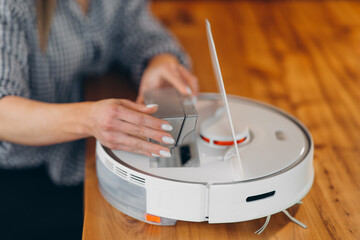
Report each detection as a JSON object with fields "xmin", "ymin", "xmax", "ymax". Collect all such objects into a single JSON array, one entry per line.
[
  {"xmin": 186, "ymin": 86, "xmax": 192, "ymax": 95},
  {"xmin": 151, "ymin": 153, "xmax": 160, "ymax": 157},
  {"xmin": 161, "ymin": 124, "xmax": 173, "ymax": 131},
  {"xmin": 162, "ymin": 136, "xmax": 175, "ymax": 144},
  {"xmin": 146, "ymin": 104, "xmax": 158, "ymax": 108},
  {"xmin": 159, "ymin": 150, "xmax": 171, "ymax": 158}
]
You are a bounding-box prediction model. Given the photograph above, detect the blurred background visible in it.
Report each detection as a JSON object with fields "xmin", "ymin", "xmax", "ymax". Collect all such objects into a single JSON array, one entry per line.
[{"xmin": 1, "ymin": 1, "xmax": 359, "ymax": 240}]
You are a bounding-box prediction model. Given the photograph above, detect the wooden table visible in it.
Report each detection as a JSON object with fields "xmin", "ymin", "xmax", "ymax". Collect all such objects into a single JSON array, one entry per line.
[{"xmin": 83, "ymin": 1, "xmax": 360, "ymax": 239}]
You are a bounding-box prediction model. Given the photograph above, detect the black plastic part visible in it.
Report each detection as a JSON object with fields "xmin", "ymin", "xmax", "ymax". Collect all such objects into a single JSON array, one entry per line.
[
  {"xmin": 246, "ymin": 191, "xmax": 276, "ymax": 202},
  {"xmin": 180, "ymin": 145, "xmax": 191, "ymax": 165}
]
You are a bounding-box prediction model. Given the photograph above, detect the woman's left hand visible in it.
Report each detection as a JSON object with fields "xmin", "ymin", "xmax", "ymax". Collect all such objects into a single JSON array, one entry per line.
[{"xmin": 136, "ymin": 54, "xmax": 199, "ymax": 103}]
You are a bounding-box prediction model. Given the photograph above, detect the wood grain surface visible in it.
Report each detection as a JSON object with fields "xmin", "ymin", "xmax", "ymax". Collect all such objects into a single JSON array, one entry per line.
[{"xmin": 83, "ymin": 1, "xmax": 360, "ymax": 239}]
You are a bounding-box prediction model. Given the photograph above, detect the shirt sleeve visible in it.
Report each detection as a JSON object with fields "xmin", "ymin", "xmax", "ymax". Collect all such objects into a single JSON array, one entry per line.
[
  {"xmin": 112, "ymin": 0, "xmax": 191, "ymax": 86},
  {"xmin": 0, "ymin": 1, "xmax": 30, "ymax": 100}
]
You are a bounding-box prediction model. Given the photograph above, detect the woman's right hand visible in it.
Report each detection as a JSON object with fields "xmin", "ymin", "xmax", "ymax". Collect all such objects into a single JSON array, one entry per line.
[{"xmin": 87, "ymin": 99, "xmax": 174, "ymax": 157}]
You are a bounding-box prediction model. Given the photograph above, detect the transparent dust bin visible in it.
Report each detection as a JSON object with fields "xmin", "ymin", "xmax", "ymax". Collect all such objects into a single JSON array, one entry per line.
[{"xmin": 96, "ymin": 154, "xmax": 177, "ymax": 225}]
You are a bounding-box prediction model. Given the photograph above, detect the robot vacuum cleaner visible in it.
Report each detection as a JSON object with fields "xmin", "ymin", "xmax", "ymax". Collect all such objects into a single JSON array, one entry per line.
[{"xmin": 95, "ymin": 20, "xmax": 314, "ymax": 234}]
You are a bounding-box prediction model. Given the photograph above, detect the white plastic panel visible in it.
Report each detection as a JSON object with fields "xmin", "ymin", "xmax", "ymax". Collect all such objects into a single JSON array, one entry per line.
[
  {"xmin": 208, "ymin": 149, "xmax": 314, "ymax": 223},
  {"xmin": 146, "ymin": 178, "xmax": 207, "ymax": 222}
]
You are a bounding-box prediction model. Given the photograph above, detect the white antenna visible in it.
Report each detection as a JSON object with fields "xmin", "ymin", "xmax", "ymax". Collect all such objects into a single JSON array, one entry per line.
[{"xmin": 206, "ymin": 19, "xmax": 244, "ymax": 178}]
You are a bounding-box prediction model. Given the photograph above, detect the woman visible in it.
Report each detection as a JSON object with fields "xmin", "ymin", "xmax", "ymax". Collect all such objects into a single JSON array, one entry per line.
[{"xmin": 0, "ymin": 0, "xmax": 197, "ymax": 238}]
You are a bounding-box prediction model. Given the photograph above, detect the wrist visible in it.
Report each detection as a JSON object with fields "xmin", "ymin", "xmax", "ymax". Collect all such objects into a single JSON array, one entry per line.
[
  {"xmin": 147, "ymin": 53, "xmax": 179, "ymax": 68},
  {"xmin": 71, "ymin": 101, "xmax": 94, "ymax": 138}
]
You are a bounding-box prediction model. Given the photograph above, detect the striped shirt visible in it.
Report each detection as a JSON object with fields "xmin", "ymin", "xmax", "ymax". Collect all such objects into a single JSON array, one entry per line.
[{"xmin": 0, "ymin": 0, "xmax": 189, "ymax": 185}]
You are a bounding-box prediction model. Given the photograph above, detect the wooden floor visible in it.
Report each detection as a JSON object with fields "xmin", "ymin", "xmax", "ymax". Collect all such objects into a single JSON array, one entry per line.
[{"xmin": 83, "ymin": 1, "xmax": 360, "ymax": 239}]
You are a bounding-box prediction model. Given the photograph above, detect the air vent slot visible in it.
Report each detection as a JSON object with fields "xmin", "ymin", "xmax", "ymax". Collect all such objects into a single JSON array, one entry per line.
[
  {"xmin": 130, "ymin": 174, "xmax": 145, "ymax": 185},
  {"xmin": 246, "ymin": 191, "xmax": 275, "ymax": 202},
  {"xmin": 104, "ymin": 158, "xmax": 114, "ymax": 171},
  {"xmin": 115, "ymin": 167, "xmax": 127, "ymax": 179}
]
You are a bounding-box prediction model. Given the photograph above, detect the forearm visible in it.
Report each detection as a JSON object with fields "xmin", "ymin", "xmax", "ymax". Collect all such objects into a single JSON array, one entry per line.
[{"xmin": 0, "ymin": 96, "xmax": 92, "ymax": 146}]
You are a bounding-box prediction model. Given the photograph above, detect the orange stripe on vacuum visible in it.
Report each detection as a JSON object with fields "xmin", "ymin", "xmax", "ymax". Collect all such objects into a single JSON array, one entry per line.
[
  {"xmin": 146, "ymin": 214, "xmax": 161, "ymax": 223},
  {"xmin": 214, "ymin": 137, "xmax": 247, "ymax": 146},
  {"xmin": 200, "ymin": 135, "xmax": 210, "ymax": 143}
]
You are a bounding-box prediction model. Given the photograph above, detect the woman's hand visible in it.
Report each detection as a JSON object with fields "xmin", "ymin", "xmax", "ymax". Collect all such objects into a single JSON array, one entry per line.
[
  {"xmin": 0, "ymin": 96, "xmax": 174, "ymax": 157},
  {"xmin": 88, "ymin": 99, "xmax": 175, "ymax": 157},
  {"xmin": 136, "ymin": 54, "xmax": 199, "ymax": 103}
]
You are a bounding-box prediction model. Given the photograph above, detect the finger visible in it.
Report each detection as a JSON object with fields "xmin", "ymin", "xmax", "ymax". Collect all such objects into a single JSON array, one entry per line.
[
  {"xmin": 116, "ymin": 106, "xmax": 173, "ymax": 131},
  {"xmin": 109, "ymin": 144, "xmax": 151, "ymax": 157},
  {"xmin": 177, "ymin": 65, "xmax": 199, "ymax": 95},
  {"xmin": 108, "ymin": 120, "xmax": 175, "ymax": 145},
  {"xmin": 161, "ymin": 66, "xmax": 189, "ymax": 95},
  {"xmin": 108, "ymin": 142, "xmax": 159, "ymax": 157},
  {"xmin": 136, "ymin": 93, "xmax": 144, "ymax": 104},
  {"xmin": 118, "ymin": 99, "xmax": 158, "ymax": 114},
  {"xmin": 109, "ymin": 133, "xmax": 172, "ymax": 157},
  {"xmin": 136, "ymin": 84, "xmax": 148, "ymax": 104}
]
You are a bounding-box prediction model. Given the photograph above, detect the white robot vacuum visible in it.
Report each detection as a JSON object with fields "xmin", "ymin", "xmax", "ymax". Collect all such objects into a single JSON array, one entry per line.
[{"xmin": 95, "ymin": 20, "xmax": 314, "ymax": 234}]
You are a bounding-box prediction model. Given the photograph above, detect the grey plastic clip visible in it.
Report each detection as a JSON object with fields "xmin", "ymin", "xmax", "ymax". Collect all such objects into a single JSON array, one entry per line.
[
  {"xmin": 254, "ymin": 200, "xmax": 307, "ymax": 234},
  {"xmin": 280, "ymin": 200, "xmax": 307, "ymax": 229},
  {"xmin": 255, "ymin": 215, "xmax": 271, "ymax": 234},
  {"xmin": 282, "ymin": 209, "xmax": 307, "ymax": 229}
]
